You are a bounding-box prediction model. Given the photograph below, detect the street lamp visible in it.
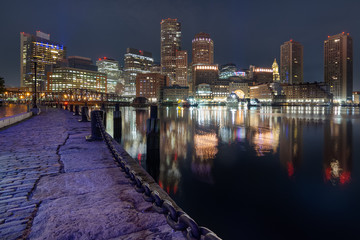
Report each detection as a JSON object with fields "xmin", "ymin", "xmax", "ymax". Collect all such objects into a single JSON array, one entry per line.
[
  {"xmin": 32, "ymin": 56, "xmax": 42, "ymax": 108},
  {"xmin": 31, "ymin": 56, "xmax": 42, "ymax": 114}
]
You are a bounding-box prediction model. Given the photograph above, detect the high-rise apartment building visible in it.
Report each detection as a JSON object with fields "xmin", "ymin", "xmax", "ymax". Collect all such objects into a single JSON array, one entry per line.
[
  {"xmin": 123, "ymin": 48, "xmax": 153, "ymax": 97},
  {"xmin": 20, "ymin": 31, "xmax": 66, "ymax": 90},
  {"xmin": 280, "ymin": 40, "xmax": 303, "ymax": 84},
  {"xmin": 192, "ymin": 32, "xmax": 214, "ymax": 65},
  {"xmin": 96, "ymin": 57, "xmax": 123, "ymax": 94},
  {"xmin": 175, "ymin": 50, "xmax": 188, "ymax": 87},
  {"xmin": 324, "ymin": 32, "xmax": 353, "ymax": 102},
  {"xmin": 160, "ymin": 18, "xmax": 181, "ymax": 83}
]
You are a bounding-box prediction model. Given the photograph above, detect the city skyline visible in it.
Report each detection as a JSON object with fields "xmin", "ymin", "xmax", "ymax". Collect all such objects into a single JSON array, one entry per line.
[{"xmin": 1, "ymin": 0, "xmax": 359, "ymax": 91}]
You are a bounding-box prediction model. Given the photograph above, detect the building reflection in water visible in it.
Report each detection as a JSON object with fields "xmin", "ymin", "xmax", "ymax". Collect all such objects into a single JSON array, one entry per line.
[
  {"xmin": 279, "ymin": 118, "xmax": 303, "ymax": 178},
  {"xmin": 107, "ymin": 106, "xmax": 355, "ymax": 195},
  {"xmin": 324, "ymin": 119, "xmax": 352, "ymax": 185}
]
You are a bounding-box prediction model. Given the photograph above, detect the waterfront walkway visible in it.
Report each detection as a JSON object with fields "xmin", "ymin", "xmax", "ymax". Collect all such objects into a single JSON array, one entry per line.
[{"xmin": 0, "ymin": 108, "xmax": 183, "ymax": 239}]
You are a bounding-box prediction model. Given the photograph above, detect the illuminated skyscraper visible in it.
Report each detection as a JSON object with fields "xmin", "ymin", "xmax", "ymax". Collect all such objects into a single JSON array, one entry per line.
[
  {"xmin": 324, "ymin": 32, "xmax": 353, "ymax": 102},
  {"xmin": 160, "ymin": 18, "xmax": 181, "ymax": 84},
  {"xmin": 175, "ymin": 50, "xmax": 188, "ymax": 86},
  {"xmin": 124, "ymin": 48, "xmax": 153, "ymax": 97},
  {"xmin": 96, "ymin": 57, "xmax": 123, "ymax": 94},
  {"xmin": 192, "ymin": 32, "xmax": 214, "ymax": 65},
  {"xmin": 20, "ymin": 31, "xmax": 66, "ymax": 90},
  {"xmin": 272, "ymin": 58, "xmax": 280, "ymax": 82},
  {"xmin": 280, "ymin": 40, "xmax": 303, "ymax": 84}
]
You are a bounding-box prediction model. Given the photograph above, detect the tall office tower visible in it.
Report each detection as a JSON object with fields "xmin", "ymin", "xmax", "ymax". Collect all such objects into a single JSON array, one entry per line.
[
  {"xmin": 192, "ymin": 32, "xmax": 214, "ymax": 65},
  {"xmin": 123, "ymin": 48, "xmax": 153, "ymax": 97},
  {"xmin": 160, "ymin": 18, "xmax": 181, "ymax": 84},
  {"xmin": 20, "ymin": 31, "xmax": 66, "ymax": 90},
  {"xmin": 280, "ymin": 40, "xmax": 303, "ymax": 84},
  {"xmin": 272, "ymin": 58, "xmax": 280, "ymax": 82},
  {"xmin": 96, "ymin": 57, "xmax": 123, "ymax": 94},
  {"xmin": 324, "ymin": 32, "xmax": 353, "ymax": 102},
  {"xmin": 175, "ymin": 50, "xmax": 188, "ymax": 86}
]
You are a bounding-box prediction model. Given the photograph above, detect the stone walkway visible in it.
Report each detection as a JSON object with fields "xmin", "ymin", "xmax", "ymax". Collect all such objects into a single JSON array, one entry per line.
[{"xmin": 0, "ymin": 108, "xmax": 184, "ymax": 239}]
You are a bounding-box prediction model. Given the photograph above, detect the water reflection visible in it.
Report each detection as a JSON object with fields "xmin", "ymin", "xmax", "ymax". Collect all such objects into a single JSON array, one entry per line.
[
  {"xmin": 106, "ymin": 106, "xmax": 358, "ymax": 191},
  {"xmin": 105, "ymin": 106, "xmax": 359, "ymax": 238},
  {"xmin": 0, "ymin": 104, "xmax": 28, "ymax": 118},
  {"xmin": 324, "ymin": 119, "xmax": 352, "ymax": 185}
]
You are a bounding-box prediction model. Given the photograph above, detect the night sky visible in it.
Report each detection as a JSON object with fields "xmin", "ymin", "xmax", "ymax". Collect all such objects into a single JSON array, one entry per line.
[{"xmin": 1, "ymin": 0, "xmax": 359, "ymax": 90}]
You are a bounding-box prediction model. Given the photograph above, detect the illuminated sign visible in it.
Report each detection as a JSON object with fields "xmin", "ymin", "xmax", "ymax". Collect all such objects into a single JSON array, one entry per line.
[{"xmin": 234, "ymin": 71, "xmax": 246, "ymax": 76}]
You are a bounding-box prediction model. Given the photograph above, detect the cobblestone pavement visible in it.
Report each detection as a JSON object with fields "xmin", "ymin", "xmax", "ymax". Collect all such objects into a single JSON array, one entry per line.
[{"xmin": 0, "ymin": 108, "xmax": 184, "ymax": 240}]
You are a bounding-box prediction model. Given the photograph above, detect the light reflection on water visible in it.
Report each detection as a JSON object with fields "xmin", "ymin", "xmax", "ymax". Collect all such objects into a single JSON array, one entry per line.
[
  {"xmin": 0, "ymin": 104, "xmax": 28, "ymax": 118},
  {"xmin": 106, "ymin": 106, "xmax": 360, "ymax": 239}
]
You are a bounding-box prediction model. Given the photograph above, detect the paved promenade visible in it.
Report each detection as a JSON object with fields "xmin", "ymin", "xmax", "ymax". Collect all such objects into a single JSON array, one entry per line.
[{"xmin": 0, "ymin": 108, "xmax": 184, "ymax": 239}]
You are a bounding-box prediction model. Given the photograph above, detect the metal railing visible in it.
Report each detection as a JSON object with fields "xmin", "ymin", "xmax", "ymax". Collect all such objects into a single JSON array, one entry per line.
[{"xmin": 93, "ymin": 111, "xmax": 221, "ymax": 240}]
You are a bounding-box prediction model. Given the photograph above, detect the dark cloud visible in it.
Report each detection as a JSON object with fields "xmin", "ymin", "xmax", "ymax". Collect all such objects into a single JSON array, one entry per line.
[{"xmin": 0, "ymin": 0, "xmax": 359, "ymax": 90}]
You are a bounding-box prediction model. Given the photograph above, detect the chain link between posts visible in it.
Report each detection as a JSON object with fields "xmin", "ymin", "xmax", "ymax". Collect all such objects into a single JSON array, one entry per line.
[{"xmin": 94, "ymin": 111, "xmax": 221, "ymax": 240}]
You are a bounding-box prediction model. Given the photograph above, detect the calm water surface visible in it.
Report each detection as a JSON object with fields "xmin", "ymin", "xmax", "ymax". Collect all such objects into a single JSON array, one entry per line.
[
  {"xmin": 106, "ymin": 106, "xmax": 360, "ymax": 239},
  {"xmin": 0, "ymin": 104, "xmax": 28, "ymax": 118}
]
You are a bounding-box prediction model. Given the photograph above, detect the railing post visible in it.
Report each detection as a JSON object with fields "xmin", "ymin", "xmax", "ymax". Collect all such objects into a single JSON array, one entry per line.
[
  {"xmin": 113, "ymin": 103, "xmax": 122, "ymax": 141},
  {"xmin": 79, "ymin": 105, "xmax": 89, "ymax": 122},
  {"xmin": 86, "ymin": 110, "xmax": 104, "ymax": 141},
  {"xmin": 73, "ymin": 105, "xmax": 80, "ymax": 116}
]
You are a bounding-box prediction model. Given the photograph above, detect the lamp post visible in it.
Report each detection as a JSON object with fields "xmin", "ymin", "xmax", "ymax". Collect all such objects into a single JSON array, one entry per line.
[
  {"xmin": 31, "ymin": 56, "xmax": 41, "ymax": 115},
  {"xmin": 33, "ymin": 59, "xmax": 38, "ymax": 108}
]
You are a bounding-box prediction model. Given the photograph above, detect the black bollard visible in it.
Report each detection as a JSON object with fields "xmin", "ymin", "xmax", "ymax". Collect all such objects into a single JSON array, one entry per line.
[
  {"xmin": 70, "ymin": 104, "xmax": 74, "ymax": 112},
  {"xmin": 73, "ymin": 105, "xmax": 80, "ymax": 116},
  {"xmin": 79, "ymin": 106, "xmax": 89, "ymax": 122},
  {"xmin": 86, "ymin": 110, "xmax": 104, "ymax": 141},
  {"xmin": 113, "ymin": 103, "xmax": 122, "ymax": 141},
  {"xmin": 146, "ymin": 105, "xmax": 160, "ymax": 182}
]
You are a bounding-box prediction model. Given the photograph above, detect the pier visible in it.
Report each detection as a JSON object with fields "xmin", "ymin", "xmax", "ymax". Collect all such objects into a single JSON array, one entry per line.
[{"xmin": 0, "ymin": 107, "xmax": 187, "ymax": 239}]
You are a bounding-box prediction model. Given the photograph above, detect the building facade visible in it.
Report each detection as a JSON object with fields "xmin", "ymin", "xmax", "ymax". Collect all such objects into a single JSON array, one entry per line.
[
  {"xmin": 161, "ymin": 18, "xmax": 181, "ymax": 83},
  {"xmin": 249, "ymin": 65, "xmax": 273, "ymax": 84},
  {"xmin": 47, "ymin": 68, "xmax": 107, "ymax": 93},
  {"xmin": 192, "ymin": 64, "xmax": 219, "ymax": 86},
  {"xmin": 280, "ymin": 40, "xmax": 303, "ymax": 84},
  {"xmin": 282, "ymin": 82, "xmax": 332, "ymax": 104},
  {"xmin": 353, "ymin": 92, "xmax": 360, "ymax": 104},
  {"xmin": 124, "ymin": 48, "xmax": 153, "ymax": 97},
  {"xmin": 175, "ymin": 50, "xmax": 188, "ymax": 87},
  {"xmin": 135, "ymin": 73, "xmax": 169, "ymax": 102},
  {"xmin": 163, "ymin": 85, "xmax": 189, "ymax": 102},
  {"xmin": 96, "ymin": 57, "xmax": 123, "ymax": 94},
  {"xmin": 249, "ymin": 83, "xmax": 282, "ymax": 102},
  {"xmin": 192, "ymin": 32, "xmax": 214, "ymax": 65},
  {"xmin": 20, "ymin": 31, "xmax": 66, "ymax": 91},
  {"xmin": 324, "ymin": 32, "xmax": 353, "ymax": 102}
]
